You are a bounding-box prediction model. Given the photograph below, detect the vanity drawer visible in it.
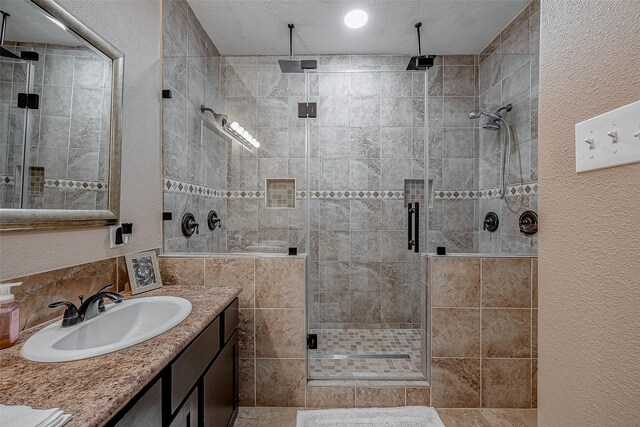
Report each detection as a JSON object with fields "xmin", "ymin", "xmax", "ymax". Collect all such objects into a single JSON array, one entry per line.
[
  {"xmin": 170, "ymin": 317, "xmax": 220, "ymax": 413},
  {"xmin": 222, "ymin": 299, "xmax": 239, "ymax": 344}
]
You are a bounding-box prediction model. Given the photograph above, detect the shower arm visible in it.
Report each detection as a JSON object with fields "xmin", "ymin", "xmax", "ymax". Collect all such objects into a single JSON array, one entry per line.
[
  {"xmin": 288, "ymin": 23, "xmax": 294, "ymax": 59},
  {"xmin": 415, "ymin": 22, "xmax": 422, "ymax": 55}
]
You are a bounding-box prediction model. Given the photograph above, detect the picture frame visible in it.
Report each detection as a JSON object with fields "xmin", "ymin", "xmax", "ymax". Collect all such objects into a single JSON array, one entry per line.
[{"xmin": 125, "ymin": 251, "xmax": 163, "ymax": 295}]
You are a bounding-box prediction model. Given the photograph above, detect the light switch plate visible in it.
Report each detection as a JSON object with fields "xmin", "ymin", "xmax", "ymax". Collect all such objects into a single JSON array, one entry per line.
[{"xmin": 575, "ymin": 100, "xmax": 640, "ymax": 173}]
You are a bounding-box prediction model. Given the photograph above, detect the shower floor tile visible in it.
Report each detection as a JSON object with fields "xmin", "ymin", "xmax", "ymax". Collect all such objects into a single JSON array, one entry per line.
[{"xmin": 308, "ymin": 328, "xmax": 424, "ymax": 380}]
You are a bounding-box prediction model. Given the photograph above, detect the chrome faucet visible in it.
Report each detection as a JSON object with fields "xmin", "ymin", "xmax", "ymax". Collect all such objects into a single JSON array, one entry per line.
[{"xmin": 48, "ymin": 284, "xmax": 124, "ymax": 327}]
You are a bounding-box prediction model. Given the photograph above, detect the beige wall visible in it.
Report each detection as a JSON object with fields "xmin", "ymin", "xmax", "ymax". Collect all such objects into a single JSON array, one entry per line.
[
  {"xmin": 538, "ymin": 1, "xmax": 640, "ymax": 425},
  {"xmin": 0, "ymin": 0, "xmax": 162, "ymax": 279}
]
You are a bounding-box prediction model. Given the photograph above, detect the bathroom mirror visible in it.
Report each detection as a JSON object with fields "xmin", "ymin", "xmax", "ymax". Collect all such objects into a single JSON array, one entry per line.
[{"xmin": 0, "ymin": 0, "xmax": 123, "ymax": 230}]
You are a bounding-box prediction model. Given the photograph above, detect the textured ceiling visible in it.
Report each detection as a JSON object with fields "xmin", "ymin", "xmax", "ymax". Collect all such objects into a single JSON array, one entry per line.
[{"xmin": 187, "ymin": 0, "xmax": 530, "ymax": 56}]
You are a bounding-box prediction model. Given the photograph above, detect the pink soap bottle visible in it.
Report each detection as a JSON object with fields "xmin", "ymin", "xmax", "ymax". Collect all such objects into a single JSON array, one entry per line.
[{"xmin": 0, "ymin": 282, "xmax": 21, "ymax": 350}]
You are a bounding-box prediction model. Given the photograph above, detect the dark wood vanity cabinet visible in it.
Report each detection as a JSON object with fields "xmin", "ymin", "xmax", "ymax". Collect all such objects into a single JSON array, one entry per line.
[{"xmin": 109, "ymin": 299, "xmax": 239, "ymax": 427}]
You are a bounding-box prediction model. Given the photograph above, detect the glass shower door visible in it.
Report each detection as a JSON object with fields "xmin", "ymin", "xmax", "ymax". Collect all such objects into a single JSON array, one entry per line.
[
  {"xmin": 306, "ymin": 67, "xmax": 427, "ymax": 380},
  {"xmin": 0, "ymin": 54, "xmax": 31, "ymax": 209}
]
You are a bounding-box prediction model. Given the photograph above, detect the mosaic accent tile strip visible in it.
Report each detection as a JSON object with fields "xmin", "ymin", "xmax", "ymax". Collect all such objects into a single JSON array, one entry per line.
[
  {"xmin": 2, "ymin": 175, "xmax": 109, "ymax": 192},
  {"xmin": 163, "ymin": 179, "xmax": 406, "ymax": 200},
  {"xmin": 308, "ymin": 328, "xmax": 423, "ymax": 380},
  {"xmin": 433, "ymin": 183, "xmax": 539, "ymax": 200},
  {"xmin": 164, "ymin": 178, "xmax": 224, "ymax": 198},
  {"xmin": 0, "ymin": 175, "xmax": 16, "ymax": 186},
  {"xmin": 44, "ymin": 179, "xmax": 109, "ymax": 192},
  {"xmin": 309, "ymin": 190, "xmax": 404, "ymax": 200}
]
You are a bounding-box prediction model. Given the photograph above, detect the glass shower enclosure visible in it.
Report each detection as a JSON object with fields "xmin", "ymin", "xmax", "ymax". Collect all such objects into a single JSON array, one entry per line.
[{"xmin": 304, "ymin": 65, "xmax": 428, "ymax": 380}]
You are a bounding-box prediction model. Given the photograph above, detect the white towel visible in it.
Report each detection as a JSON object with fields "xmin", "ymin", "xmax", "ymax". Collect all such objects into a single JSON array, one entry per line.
[{"xmin": 0, "ymin": 405, "xmax": 72, "ymax": 427}]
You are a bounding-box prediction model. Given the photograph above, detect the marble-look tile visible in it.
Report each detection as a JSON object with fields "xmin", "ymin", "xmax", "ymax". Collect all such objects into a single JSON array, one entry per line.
[
  {"xmin": 204, "ymin": 258, "xmax": 255, "ymax": 308},
  {"xmin": 531, "ymin": 259, "xmax": 538, "ymax": 308},
  {"xmin": 234, "ymin": 407, "xmax": 300, "ymax": 427},
  {"xmin": 255, "ymin": 358, "xmax": 306, "ymax": 407},
  {"xmin": 431, "ymin": 358, "xmax": 481, "ymax": 407},
  {"xmin": 531, "ymin": 359, "xmax": 537, "ymax": 408},
  {"xmin": 381, "ymin": 97, "xmax": 412, "ymax": 127},
  {"xmin": 502, "ymin": 61, "xmax": 530, "ymax": 104},
  {"xmin": 482, "ymin": 359, "xmax": 532, "ymax": 408},
  {"xmin": 72, "ymin": 87, "xmax": 103, "ymax": 119},
  {"xmin": 255, "ymin": 258, "xmax": 305, "ymax": 308},
  {"xmin": 74, "ymin": 57, "xmax": 106, "ymax": 88},
  {"xmin": 436, "ymin": 409, "xmax": 491, "ymax": 427},
  {"xmin": 350, "ymin": 292, "xmax": 381, "ymax": 324},
  {"xmin": 306, "ymin": 387, "xmax": 355, "ymax": 408},
  {"xmin": 5, "ymin": 257, "xmax": 117, "ymax": 330},
  {"xmin": 39, "ymin": 115, "xmax": 71, "ymax": 148},
  {"xmin": 482, "ymin": 309, "xmax": 531, "ymax": 358},
  {"xmin": 255, "ymin": 308, "xmax": 305, "ymax": 358},
  {"xmin": 480, "ymin": 408, "xmax": 537, "ymax": 426},
  {"xmin": 430, "ymin": 258, "xmax": 481, "ymax": 307},
  {"xmin": 239, "ymin": 358, "xmax": 256, "ymax": 406},
  {"xmin": 239, "ymin": 308, "xmax": 255, "ymax": 358},
  {"xmin": 443, "ymin": 97, "xmax": 476, "ymax": 128},
  {"xmin": 443, "ymin": 66, "xmax": 476, "ymax": 96},
  {"xmin": 444, "ymin": 55, "xmax": 476, "ymax": 66},
  {"xmin": 41, "ymin": 85, "xmax": 72, "ymax": 117},
  {"xmin": 159, "ymin": 257, "xmax": 204, "ymax": 286},
  {"xmin": 482, "ymin": 258, "xmax": 531, "ymax": 308},
  {"xmin": 532, "ymin": 309, "xmax": 538, "ymax": 358},
  {"xmin": 69, "ymin": 117, "xmax": 101, "ymax": 149},
  {"xmin": 354, "ymin": 388, "xmax": 405, "ymax": 407},
  {"xmin": 432, "ymin": 308, "xmax": 480, "ymax": 357},
  {"xmin": 406, "ymin": 387, "xmax": 430, "ymax": 406}
]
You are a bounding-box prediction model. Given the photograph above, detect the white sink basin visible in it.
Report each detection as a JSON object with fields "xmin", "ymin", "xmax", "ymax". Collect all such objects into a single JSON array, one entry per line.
[{"xmin": 21, "ymin": 296, "xmax": 192, "ymax": 362}]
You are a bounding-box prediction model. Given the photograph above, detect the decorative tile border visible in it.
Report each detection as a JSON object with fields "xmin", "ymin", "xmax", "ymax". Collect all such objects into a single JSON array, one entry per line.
[
  {"xmin": 164, "ymin": 179, "xmax": 405, "ymax": 200},
  {"xmin": 163, "ymin": 178, "xmax": 538, "ymax": 202},
  {"xmin": 0, "ymin": 175, "xmax": 16, "ymax": 186},
  {"xmin": 434, "ymin": 183, "xmax": 538, "ymax": 201},
  {"xmin": 0, "ymin": 175, "xmax": 108, "ymax": 192},
  {"xmin": 164, "ymin": 178, "xmax": 224, "ymax": 198}
]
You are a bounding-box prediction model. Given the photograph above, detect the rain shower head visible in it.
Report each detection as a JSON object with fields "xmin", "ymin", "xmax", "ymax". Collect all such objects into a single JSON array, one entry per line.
[
  {"xmin": 278, "ymin": 24, "xmax": 317, "ymax": 74},
  {"xmin": 407, "ymin": 23, "xmax": 436, "ymax": 71}
]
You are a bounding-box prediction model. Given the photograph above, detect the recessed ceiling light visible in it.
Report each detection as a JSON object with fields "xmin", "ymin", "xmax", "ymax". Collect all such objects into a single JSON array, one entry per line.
[{"xmin": 344, "ymin": 9, "xmax": 368, "ymax": 29}]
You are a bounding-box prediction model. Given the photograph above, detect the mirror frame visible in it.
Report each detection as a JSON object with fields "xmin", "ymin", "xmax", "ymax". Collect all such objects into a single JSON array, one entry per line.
[{"xmin": 0, "ymin": 0, "xmax": 124, "ymax": 231}]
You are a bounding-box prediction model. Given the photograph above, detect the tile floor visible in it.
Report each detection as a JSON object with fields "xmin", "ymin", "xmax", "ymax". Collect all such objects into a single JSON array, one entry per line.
[
  {"xmin": 309, "ymin": 329, "xmax": 424, "ymax": 380},
  {"xmin": 233, "ymin": 407, "xmax": 537, "ymax": 427}
]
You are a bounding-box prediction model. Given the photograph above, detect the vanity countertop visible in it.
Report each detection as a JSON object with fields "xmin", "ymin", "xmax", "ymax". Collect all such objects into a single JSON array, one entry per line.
[{"xmin": 0, "ymin": 285, "xmax": 242, "ymax": 427}]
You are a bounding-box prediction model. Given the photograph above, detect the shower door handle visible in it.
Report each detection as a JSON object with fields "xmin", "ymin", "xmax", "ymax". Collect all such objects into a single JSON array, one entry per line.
[
  {"xmin": 408, "ymin": 203, "xmax": 413, "ymax": 250},
  {"xmin": 407, "ymin": 203, "xmax": 419, "ymax": 253},
  {"xmin": 413, "ymin": 202, "xmax": 419, "ymax": 253}
]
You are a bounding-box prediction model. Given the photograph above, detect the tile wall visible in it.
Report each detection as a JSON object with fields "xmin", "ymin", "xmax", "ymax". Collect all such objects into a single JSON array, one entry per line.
[
  {"xmin": 161, "ymin": 0, "xmax": 225, "ymax": 252},
  {"xmin": 160, "ymin": 254, "xmax": 430, "ymax": 408},
  {"xmin": 0, "ymin": 255, "xmax": 130, "ymax": 331},
  {"xmin": 477, "ymin": 2, "xmax": 540, "ymax": 254},
  {"xmin": 427, "ymin": 256, "xmax": 538, "ymax": 408},
  {"xmin": 0, "ymin": 43, "xmax": 112, "ymax": 210}
]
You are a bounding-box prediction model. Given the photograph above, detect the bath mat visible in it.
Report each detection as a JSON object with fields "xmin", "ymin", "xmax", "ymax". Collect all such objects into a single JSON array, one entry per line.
[{"xmin": 296, "ymin": 406, "xmax": 445, "ymax": 427}]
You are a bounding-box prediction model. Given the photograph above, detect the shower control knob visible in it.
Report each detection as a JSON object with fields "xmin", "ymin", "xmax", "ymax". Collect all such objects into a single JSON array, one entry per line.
[
  {"xmin": 584, "ymin": 137, "xmax": 595, "ymax": 149},
  {"xmin": 633, "ymin": 130, "xmax": 640, "ymax": 139},
  {"xmin": 606, "ymin": 130, "xmax": 618, "ymax": 143}
]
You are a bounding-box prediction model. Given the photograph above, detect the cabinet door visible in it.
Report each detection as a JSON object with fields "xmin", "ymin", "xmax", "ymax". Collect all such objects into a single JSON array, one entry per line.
[
  {"xmin": 169, "ymin": 387, "xmax": 199, "ymax": 427},
  {"xmin": 114, "ymin": 379, "xmax": 162, "ymax": 427},
  {"xmin": 203, "ymin": 331, "xmax": 238, "ymax": 427}
]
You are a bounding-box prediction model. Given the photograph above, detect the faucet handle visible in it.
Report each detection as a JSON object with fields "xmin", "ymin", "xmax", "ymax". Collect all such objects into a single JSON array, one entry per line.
[
  {"xmin": 97, "ymin": 284, "xmax": 115, "ymax": 293},
  {"xmin": 48, "ymin": 301, "xmax": 82, "ymax": 327}
]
